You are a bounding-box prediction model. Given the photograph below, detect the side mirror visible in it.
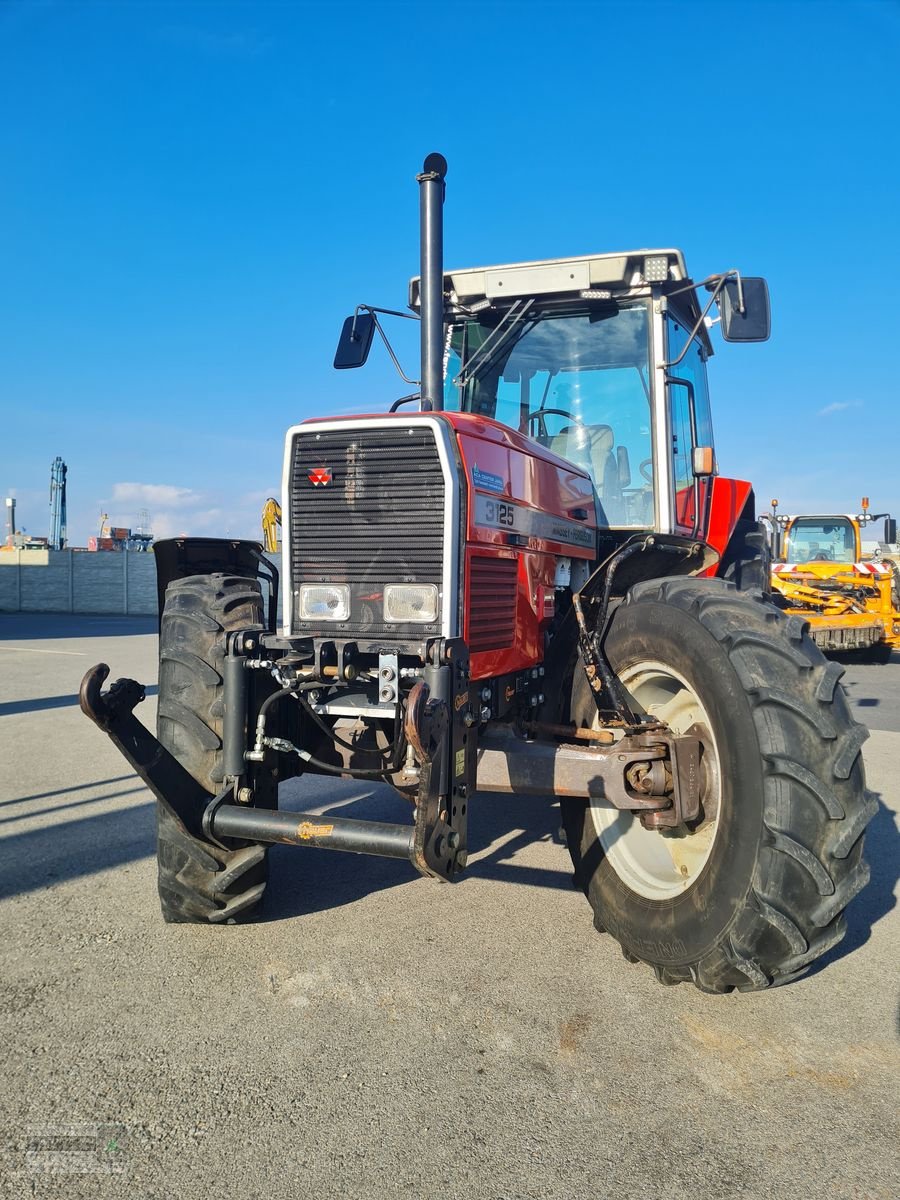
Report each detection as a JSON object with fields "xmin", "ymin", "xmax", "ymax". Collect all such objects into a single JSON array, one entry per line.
[
  {"xmin": 616, "ymin": 445, "xmax": 631, "ymax": 488},
  {"xmin": 718, "ymin": 277, "xmax": 771, "ymax": 343},
  {"xmin": 334, "ymin": 313, "xmax": 376, "ymax": 369},
  {"xmin": 885, "ymin": 517, "xmax": 897, "ymax": 544},
  {"xmin": 692, "ymin": 445, "xmax": 714, "ymax": 477}
]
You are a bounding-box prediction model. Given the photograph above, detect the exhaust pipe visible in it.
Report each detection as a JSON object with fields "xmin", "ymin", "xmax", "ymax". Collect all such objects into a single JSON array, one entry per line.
[{"xmin": 417, "ymin": 152, "xmax": 447, "ymax": 412}]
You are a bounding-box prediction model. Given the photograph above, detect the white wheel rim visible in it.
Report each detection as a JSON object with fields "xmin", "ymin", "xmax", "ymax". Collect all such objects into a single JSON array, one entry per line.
[{"xmin": 589, "ymin": 660, "xmax": 722, "ymax": 900}]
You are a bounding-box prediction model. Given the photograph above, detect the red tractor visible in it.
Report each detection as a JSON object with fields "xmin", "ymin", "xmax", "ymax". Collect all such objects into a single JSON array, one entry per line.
[{"xmin": 81, "ymin": 154, "xmax": 873, "ymax": 993}]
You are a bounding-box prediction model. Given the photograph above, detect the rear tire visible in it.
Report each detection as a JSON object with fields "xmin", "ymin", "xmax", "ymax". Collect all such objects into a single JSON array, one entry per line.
[
  {"xmin": 563, "ymin": 577, "xmax": 875, "ymax": 992},
  {"xmin": 156, "ymin": 573, "xmax": 270, "ymax": 924}
]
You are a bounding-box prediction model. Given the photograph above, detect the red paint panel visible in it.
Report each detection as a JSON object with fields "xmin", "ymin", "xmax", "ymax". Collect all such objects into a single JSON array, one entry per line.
[
  {"xmin": 447, "ymin": 415, "xmax": 596, "ymax": 560},
  {"xmin": 447, "ymin": 412, "xmax": 595, "ymax": 680},
  {"xmin": 466, "ymin": 545, "xmax": 558, "ymax": 680}
]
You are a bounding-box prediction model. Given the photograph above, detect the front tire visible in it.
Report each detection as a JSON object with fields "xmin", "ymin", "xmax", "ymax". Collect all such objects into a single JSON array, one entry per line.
[
  {"xmin": 563, "ymin": 577, "xmax": 875, "ymax": 993},
  {"xmin": 156, "ymin": 573, "xmax": 271, "ymax": 924}
]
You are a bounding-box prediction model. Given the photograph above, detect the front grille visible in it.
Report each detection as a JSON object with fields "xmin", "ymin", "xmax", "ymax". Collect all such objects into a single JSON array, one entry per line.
[
  {"xmin": 467, "ymin": 555, "xmax": 518, "ymax": 652},
  {"xmin": 289, "ymin": 424, "xmax": 446, "ymax": 637}
]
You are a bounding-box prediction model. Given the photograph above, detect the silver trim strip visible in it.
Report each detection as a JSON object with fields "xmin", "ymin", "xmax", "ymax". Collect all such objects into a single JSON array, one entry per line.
[
  {"xmin": 280, "ymin": 416, "xmax": 460, "ymax": 640},
  {"xmin": 650, "ymin": 294, "xmax": 673, "ymax": 533},
  {"xmin": 472, "ymin": 493, "xmax": 595, "ymax": 550}
]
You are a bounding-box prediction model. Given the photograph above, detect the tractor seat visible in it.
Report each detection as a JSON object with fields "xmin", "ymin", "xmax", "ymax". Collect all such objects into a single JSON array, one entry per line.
[{"xmin": 550, "ymin": 423, "xmax": 619, "ymax": 503}]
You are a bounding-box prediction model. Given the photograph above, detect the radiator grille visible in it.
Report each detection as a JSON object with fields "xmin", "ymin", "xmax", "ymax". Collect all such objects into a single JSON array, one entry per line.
[
  {"xmin": 289, "ymin": 425, "xmax": 446, "ymax": 637},
  {"xmin": 467, "ymin": 555, "xmax": 518, "ymax": 652}
]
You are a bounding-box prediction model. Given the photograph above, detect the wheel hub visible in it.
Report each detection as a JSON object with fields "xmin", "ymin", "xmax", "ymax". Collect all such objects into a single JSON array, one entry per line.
[{"xmin": 589, "ymin": 660, "xmax": 722, "ymax": 900}]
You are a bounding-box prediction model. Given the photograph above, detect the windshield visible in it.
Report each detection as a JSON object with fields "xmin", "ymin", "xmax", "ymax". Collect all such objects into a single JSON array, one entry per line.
[
  {"xmin": 444, "ymin": 303, "xmax": 653, "ymax": 528},
  {"xmin": 786, "ymin": 518, "xmax": 857, "ymax": 563}
]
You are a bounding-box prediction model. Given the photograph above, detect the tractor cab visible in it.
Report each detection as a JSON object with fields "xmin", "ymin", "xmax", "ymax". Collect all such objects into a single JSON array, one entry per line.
[{"xmin": 409, "ymin": 249, "xmax": 768, "ymax": 539}]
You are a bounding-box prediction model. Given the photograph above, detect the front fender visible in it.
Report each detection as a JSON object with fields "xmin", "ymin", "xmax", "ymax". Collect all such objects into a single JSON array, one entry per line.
[{"xmin": 153, "ymin": 537, "xmax": 279, "ymax": 631}]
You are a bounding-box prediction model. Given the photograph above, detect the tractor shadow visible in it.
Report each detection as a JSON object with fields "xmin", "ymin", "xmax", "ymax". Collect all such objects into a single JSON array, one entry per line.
[
  {"xmin": 805, "ymin": 790, "xmax": 899, "ymax": 978},
  {"xmin": 0, "ymin": 685, "xmax": 157, "ymax": 718},
  {"xmin": 0, "ymin": 614, "xmax": 157, "ymax": 640},
  {"xmin": 264, "ymin": 779, "xmax": 571, "ymax": 921}
]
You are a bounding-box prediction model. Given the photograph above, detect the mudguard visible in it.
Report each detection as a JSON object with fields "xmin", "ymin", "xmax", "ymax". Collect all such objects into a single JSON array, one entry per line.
[{"xmin": 153, "ymin": 537, "xmax": 279, "ymax": 631}]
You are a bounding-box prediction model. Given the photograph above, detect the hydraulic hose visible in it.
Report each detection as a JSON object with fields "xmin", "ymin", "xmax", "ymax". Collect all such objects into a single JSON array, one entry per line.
[
  {"xmin": 250, "ymin": 682, "xmax": 407, "ymax": 780},
  {"xmin": 294, "ymin": 690, "xmax": 398, "ymax": 761}
]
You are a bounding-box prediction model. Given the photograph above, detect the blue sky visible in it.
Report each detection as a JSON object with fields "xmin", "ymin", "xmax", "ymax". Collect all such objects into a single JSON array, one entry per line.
[{"xmin": 1, "ymin": 0, "xmax": 897, "ymax": 544}]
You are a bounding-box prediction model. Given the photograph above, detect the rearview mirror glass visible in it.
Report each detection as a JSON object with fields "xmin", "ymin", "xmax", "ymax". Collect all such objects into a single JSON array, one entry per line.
[
  {"xmin": 885, "ymin": 517, "xmax": 897, "ymax": 544},
  {"xmin": 718, "ymin": 277, "xmax": 771, "ymax": 343},
  {"xmin": 334, "ymin": 313, "xmax": 376, "ymax": 369}
]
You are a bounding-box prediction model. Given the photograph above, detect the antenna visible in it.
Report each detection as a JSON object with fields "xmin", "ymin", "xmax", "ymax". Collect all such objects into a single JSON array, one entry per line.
[{"xmin": 49, "ymin": 457, "xmax": 68, "ymax": 550}]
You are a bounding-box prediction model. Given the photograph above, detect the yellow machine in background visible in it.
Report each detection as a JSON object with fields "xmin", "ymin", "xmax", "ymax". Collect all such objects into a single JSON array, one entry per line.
[
  {"xmin": 261, "ymin": 497, "xmax": 282, "ymax": 554},
  {"xmin": 765, "ymin": 498, "xmax": 900, "ymax": 658}
]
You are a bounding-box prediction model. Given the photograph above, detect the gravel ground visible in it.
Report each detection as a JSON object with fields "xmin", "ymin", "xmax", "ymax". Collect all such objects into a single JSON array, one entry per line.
[{"xmin": 0, "ymin": 614, "xmax": 897, "ymax": 1200}]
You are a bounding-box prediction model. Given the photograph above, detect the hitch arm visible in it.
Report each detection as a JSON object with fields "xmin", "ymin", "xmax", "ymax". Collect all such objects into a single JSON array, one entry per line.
[{"xmin": 79, "ymin": 663, "xmax": 212, "ymax": 837}]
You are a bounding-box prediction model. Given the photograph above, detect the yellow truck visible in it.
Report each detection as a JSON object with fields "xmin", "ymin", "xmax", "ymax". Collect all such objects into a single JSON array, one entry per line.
[{"xmin": 765, "ymin": 499, "xmax": 899, "ymax": 659}]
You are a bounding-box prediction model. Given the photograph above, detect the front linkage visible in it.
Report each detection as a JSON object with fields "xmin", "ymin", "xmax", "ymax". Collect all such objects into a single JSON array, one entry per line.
[
  {"xmin": 80, "ymin": 630, "xmax": 475, "ymax": 882},
  {"xmin": 81, "ymin": 622, "xmax": 703, "ymax": 880}
]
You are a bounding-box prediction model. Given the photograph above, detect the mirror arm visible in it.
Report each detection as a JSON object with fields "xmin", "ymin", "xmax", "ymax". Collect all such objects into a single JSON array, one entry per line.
[
  {"xmin": 661, "ymin": 271, "xmax": 740, "ymax": 368},
  {"xmin": 389, "ymin": 392, "xmax": 422, "ymax": 413},
  {"xmin": 354, "ymin": 305, "xmax": 421, "ymax": 386},
  {"xmin": 662, "ymin": 271, "xmax": 739, "ymax": 367},
  {"xmin": 354, "ymin": 304, "xmax": 420, "ymax": 323}
]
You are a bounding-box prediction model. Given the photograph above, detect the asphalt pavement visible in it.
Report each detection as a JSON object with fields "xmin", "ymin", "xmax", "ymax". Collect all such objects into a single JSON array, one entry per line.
[{"xmin": 0, "ymin": 613, "xmax": 897, "ymax": 1199}]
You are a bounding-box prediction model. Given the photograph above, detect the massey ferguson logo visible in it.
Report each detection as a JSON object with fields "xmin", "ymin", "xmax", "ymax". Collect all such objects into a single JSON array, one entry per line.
[{"xmin": 308, "ymin": 466, "xmax": 332, "ymax": 487}]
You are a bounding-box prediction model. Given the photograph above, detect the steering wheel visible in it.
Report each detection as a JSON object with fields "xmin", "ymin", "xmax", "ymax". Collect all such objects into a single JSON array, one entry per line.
[
  {"xmin": 529, "ymin": 407, "xmax": 581, "ymax": 441},
  {"xmin": 639, "ymin": 458, "xmax": 653, "ymax": 483}
]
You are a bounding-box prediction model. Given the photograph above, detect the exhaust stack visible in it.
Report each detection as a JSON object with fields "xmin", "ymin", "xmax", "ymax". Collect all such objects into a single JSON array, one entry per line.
[{"xmin": 416, "ymin": 153, "xmax": 447, "ymax": 412}]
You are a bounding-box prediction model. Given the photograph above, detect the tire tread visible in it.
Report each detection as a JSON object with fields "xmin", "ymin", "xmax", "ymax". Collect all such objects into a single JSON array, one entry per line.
[
  {"xmin": 156, "ymin": 573, "xmax": 269, "ymax": 925},
  {"xmin": 571, "ymin": 576, "xmax": 875, "ymax": 992}
]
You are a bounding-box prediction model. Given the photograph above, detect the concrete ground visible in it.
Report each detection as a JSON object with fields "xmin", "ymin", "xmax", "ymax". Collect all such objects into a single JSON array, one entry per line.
[{"xmin": 0, "ymin": 613, "xmax": 897, "ymax": 1199}]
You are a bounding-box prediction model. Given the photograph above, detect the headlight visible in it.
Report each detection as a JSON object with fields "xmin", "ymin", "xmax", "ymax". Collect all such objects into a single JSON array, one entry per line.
[
  {"xmin": 383, "ymin": 584, "xmax": 439, "ymax": 624},
  {"xmin": 298, "ymin": 584, "xmax": 350, "ymax": 621}
]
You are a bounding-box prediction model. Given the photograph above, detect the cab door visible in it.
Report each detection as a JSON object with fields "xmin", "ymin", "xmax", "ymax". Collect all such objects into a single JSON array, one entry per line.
[{"xmin": 665, "ymin": 309, "xmax": 714, "ymax": 534}]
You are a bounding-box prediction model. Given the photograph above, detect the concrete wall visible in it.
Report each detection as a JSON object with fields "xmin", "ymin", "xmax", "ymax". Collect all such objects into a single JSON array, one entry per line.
[{"xmin": 0, "ymin": 550, "xmax": 157, "ymax": 615}]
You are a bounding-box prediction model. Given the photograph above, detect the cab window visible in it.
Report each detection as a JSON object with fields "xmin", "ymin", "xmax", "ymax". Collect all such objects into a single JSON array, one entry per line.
[{"xmin": 444, "ymin": 304, "xmax": 654, "ymax": 528}]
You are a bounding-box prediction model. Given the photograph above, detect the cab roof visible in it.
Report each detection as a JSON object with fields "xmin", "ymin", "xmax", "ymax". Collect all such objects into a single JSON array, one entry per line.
[{"xmin": 410, "ymin": 248, "xmax": 693, "ymax": 310}]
